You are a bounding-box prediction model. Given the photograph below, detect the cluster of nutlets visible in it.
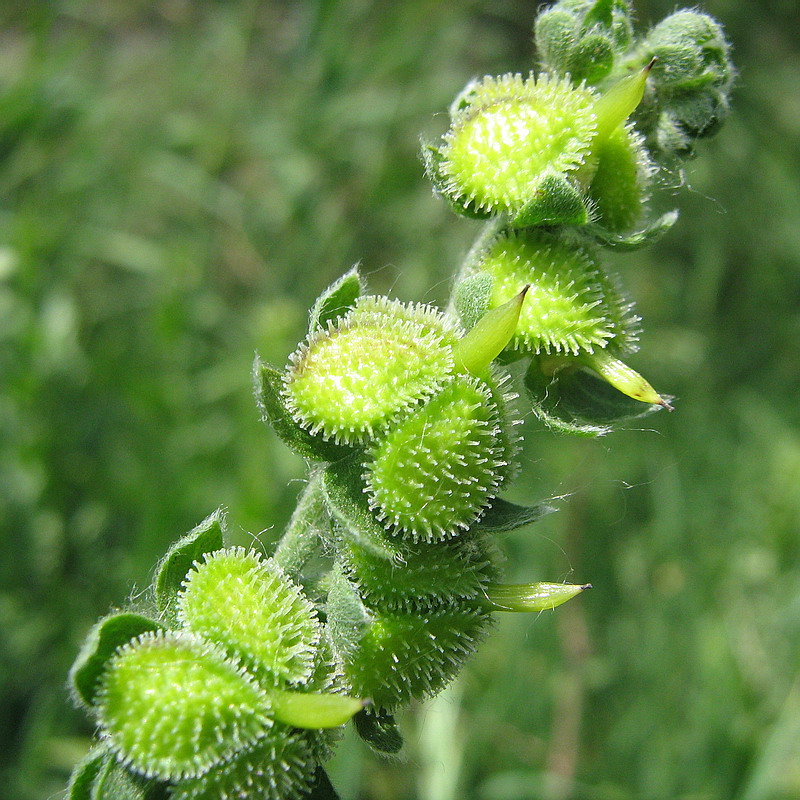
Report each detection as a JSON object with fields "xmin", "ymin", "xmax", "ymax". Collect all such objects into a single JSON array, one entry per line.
[{"xmin": 67, "ymin": 2, "xmax": 733, "ymax": 799}]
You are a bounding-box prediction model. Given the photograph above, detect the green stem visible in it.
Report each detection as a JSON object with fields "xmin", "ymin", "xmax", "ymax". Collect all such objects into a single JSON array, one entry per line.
[{"xmin": 274, "ymin": 471, "xmax": 327, "ymax": 579}]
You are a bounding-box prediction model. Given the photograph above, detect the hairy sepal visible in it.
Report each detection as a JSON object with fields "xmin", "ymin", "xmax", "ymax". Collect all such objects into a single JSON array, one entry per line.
[
  {"xmin": 354, "ymin": 708, "xmax": 404, "ymax": 755},
  {"xmin": 308, "ymin": 267, "xmax": 364, "ymax": 333},
  {"xmin": 253, "ymin": 357, "xmax": 353, "ymax": 462},
  {"xmin": 365, "ymin": 376, "xmax": 508, "ymax": 542},
  {"xmin": 169, "ymin": 726, "xmax": 320, "ymax": 800},
  {"xmin": 525, "ymin": 358, "xmax": 666, "ymax": 436},
  {"xmin": 153, "ymin": 509, "xmax": 226, "ymax": 618},
  {"xmin": 96, "ymin": 630, "xmax": 273, "ymax": 782},
  {"xmin": 69, "ymin": 612, "xmax": 165, "ymax": 710}
]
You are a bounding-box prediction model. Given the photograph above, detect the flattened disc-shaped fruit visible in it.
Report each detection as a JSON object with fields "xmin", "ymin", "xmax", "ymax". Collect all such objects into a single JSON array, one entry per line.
[
  {"xmin": 96, "ymin": 631, "xmax": 272, "ymax": 781},
  {"xmin": 338, "ymin": 604, "xmax": 492, "ymax": 711},
  {"xmin": 437, "ymin": 73, "xmax": 597, "ymax": 216},
  {"xmin": 473, "ymin": 229, "xmax": 640, "ymax": 356},
  {"xmin": 283, "ymin": 298, "xmax": 456, "ymax": 444},
  {"xmin": 365, "ymin": 376, "xmax": 507, "ymax": 542},
  {"xmin": 177, "ymin": 548, "xmax": 319, "ymax": 686},
  {"xmin": 170, "ymin": 725, "xmax": 320, "ymax": 800}
]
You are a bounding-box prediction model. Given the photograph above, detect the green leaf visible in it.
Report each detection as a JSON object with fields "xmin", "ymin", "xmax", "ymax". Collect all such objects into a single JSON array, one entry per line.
[
  {"xmin": 153, "ymin": 509, "xmax": 225, "ymax": 615},
  {"xmin": 323, "ymin": 455, "xmax": 400, "ymax": 561},
  {"xmin": 305, "ymin": 768, "xmax": 342, "ymax": 800},
  {"xmin": 354, "ymin": 708, "xmax": 404, "ymax": 754},
  {"xmin": 253, "ymin": 357, "xmax": 354, "ymax": 462},
  {"xmin": 511, "ymin": 172, "xmax": 589, "ymax": 227},
  {"xmin": 476, "ymin": 497, "xmax": 558, "ymax": 534},
  {"xmin": 308, "ymin": 267, "xmax": 364, "ymax": 333},
  {"xmin": 67, "ymin": 746, "xmax": 111, "ymax": 800},
  {"xmin": 270, "ymin": 689, "xmax": 367, "ymax": 729},
  {"xmin": 69, "ymin": 612, "xmax": 164, "ymax": 709},
  {"xmin": 525, "ymin": 358, "xmax": 667, "ymax": 437},
  {"xmin": 453, "ymin": 271, "xmax": 493, "ymax": 334},
  {"xmin": 586, "ymin": 210, "xmax": 678, "ymax": 251},
  {"xmin": 91, "ymin": 757, "xmax": 169, "ymax": 800}
]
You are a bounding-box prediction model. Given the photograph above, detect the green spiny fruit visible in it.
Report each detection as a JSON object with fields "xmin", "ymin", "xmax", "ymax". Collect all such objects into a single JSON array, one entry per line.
[
  {"xmin": 465, "ymin": 227, "xmax": 639, "ymax": 357},
  {"xmin": 169, "ymin": 726, "xmax": 320, "ymax": 800},
  {"xmin": 283, "ymin": 296, "xmax": 457, "ymax": 444},
  {"xmin": 365, "ymin": 375, "xmax": 510, "ymax": 542},
  {"xmin": 336, "ymin": 533, "xmax": 498, "ymax": 611},
  {"xmin": 96, "ymin": 630, "xmax": 272, "ymax": 781},
  {"xmin": 177, "ymin": 548, "xmax": 320, "ymax": 687},
  {"xmin": 426, "ymin": 72, "xmax": 598, "ymax": 225},
  {"xmin": 327, "ymin": 571, "xmax": 491, "ymax": 710}
]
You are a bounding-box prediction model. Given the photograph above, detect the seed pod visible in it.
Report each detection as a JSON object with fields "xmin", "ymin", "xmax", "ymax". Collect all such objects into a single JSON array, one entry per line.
[
  {"xmin": 462, "ymin": 227, "xmax": 639, "ymax": 358},
  {"xmin": 365, "ymin": 375, "xmax": 510, "ymax": 542},
  {"xmin": 283, "ymin": 297, "xmax": 457, "ymax": 444},
  {"xmin": 425, "ymin": 73, "xmax": 597, "ymax": 226},
  {"xmin": 96, "ymin": 630, "xmax": 272, "ymax": 781},
  {"xmin": 170, "ymin": 725, "xmax": 320, "ymax": 800},
  {"xmin": 327, "ymin": 570, "xmax": 492, "ymax": 711},
  {"xmin": 177, "ymin": 548, "xmax": 320, "ymax": 687}
]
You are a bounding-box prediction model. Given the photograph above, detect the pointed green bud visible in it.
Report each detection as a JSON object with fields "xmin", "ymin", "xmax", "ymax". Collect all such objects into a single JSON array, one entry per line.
[
  {"xmin": 170, "ymin": 726, "xmax": 319, "ymax": 800},
  {"xmin": 96, "ymin": 630, "xmax": 273, "ymax": 781},
  {"xmin": 593, "ymin": 62, "xmax": 652, "ymax": 142},
  {"xmin": 177, "ymin": 548, "xmax": 320, "ymax": 686},
  {"xmin": 484, "ymin": 581, "xmax": 591, "ymax": 612},
  {"xmin": 455, "ymin": 287, "xmax": 528, "ymax": 376},
  {"xmin": 581, "ymin": 348, "xmax": 671, "ymax": 408},
  {"xmin": 461, "ymin": 227, "xmax": 640, "ymax": 358},
  {"xmin": 429, "ymin": 73, "xmax": 597, "ymax": 223},
  {"xmin": 365, "ymin": 375, "xmax": 509, "ymax": 542},
  {"xmin": 270, "ymin": 689, "xmax": 367, "ymax": 729},
  {"xmin": 283, "ymin": 297, "xmax": 457, "ymax": 444}
]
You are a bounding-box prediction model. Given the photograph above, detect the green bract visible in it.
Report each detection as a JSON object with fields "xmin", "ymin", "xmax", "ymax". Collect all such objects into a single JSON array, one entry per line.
[
  {"xmin": 283, "ymin": 297, "xmax": 457, "ymax": 444},
  {"xmin": 587, "ymin": 123, "xmax": 652, "ymax": 232},
  {"xmin": 177, "ymin": 548, "xmax": 320, "ymax": 686}
]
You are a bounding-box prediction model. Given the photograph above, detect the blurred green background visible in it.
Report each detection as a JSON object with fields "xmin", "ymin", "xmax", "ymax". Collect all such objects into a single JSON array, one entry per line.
[{"xmin": 1, "ymin": 1, "xmax": 799, "ymax": 798}]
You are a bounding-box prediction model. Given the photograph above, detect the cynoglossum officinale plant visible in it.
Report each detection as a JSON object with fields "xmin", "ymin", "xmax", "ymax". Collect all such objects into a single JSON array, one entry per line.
[{"xmin": 66, "ymin": 2, "xmax": 733, "ymax": 798}]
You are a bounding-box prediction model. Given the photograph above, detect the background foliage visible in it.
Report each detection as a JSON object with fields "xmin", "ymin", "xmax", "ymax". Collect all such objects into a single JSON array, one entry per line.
[{"xmin": 1, "ymin": 1, "xmax": 799, "ymax": 799}]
